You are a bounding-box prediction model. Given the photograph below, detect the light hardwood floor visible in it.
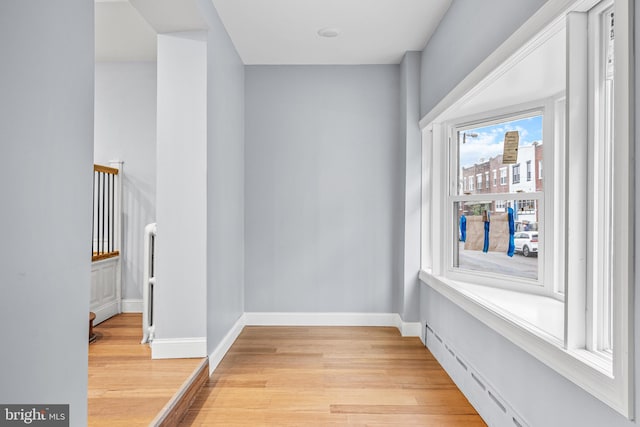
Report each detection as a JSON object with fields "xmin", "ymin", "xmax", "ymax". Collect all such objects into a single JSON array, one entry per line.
[
  {"xmin": 88, "ymin": 313, "xmax": 204, "ymax": 427},
  {"xmin": 180, "ymin": 326, "xmax": 486, "ymax": 426}
]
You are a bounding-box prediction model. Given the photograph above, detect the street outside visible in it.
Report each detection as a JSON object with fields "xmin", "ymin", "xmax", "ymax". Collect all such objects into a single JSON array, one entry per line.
[{"xmin": 458, "ymin": 242, "xmax": 538, "ymax": 280}]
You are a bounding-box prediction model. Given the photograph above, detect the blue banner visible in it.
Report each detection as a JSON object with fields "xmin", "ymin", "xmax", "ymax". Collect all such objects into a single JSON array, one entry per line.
[
  {"xmin": 507, "ymin": 207, "xmax": 515, "ymax": 257},
  {"xmin": 483, "ymin": 211, "xmax": 490, "ymax": 253}
]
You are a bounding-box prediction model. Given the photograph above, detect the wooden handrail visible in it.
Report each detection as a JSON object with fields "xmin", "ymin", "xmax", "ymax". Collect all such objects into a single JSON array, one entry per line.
[
  {"xmin": 94, "ymin": 164, "xmax": 119, "ymax": 175},
  {"xmin": 92, "ymin": 250, "xmax": 120, "ymax": 262}
]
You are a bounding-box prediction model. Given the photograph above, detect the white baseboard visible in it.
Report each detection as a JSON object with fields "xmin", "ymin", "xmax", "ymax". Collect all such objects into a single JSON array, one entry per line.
[
  {"xmin": 244, "ymin": 312, "xmax": 397, "ymax": 327},
  {"xmin": 399, "ymin": 320, "xmax": 423, "ymax": 337},
  {"xmin": 92, "ymin": 300, "xmax": 119, "ymax": 325},
  {"xmin": 146, "ymin": 313, "xmax": 419, "ymax": 370},
  {"xmin": 151, "ymin": 337, "xmax": 207, "ymax": 359},
  {"xmin": 121, "ymin": 299, "xmax": 143, "ymax": 313},
  {"xmin": 244, "ymin": 312, "xmax": 421, "ymax": 337},
  {"xmin": 203, "ymin": 312, "xmax": 421, "ymax": 379},
  {"xmin": 208, "ymin": 315, "xmax": 246, "ymax": 375}
]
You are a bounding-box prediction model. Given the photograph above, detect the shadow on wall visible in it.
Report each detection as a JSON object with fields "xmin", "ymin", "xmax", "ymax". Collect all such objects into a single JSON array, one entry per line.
[{"xmin": 122, "ymin": 174, "xmax": 155, "ymax": 301}]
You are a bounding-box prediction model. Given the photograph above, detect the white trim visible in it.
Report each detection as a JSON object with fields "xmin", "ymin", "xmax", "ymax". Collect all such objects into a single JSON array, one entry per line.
[
  {"xmin": 90, "ymin": 255, "xmax": 120, "ymax": 266},
  {"xmin": 109, "ymin": 160, "xmax": 124, "ymax": 315},
  {"xmin": 204, "ymin": 313, "xmax": 421, "ymax": 378},
  {"xmin": 121, "ymin": 299, "xmax": 143, "ymax": 313},
  {"xmin": 611, "ymin": 0, "xmax": 635, "ymax": 417},
  {"xmin": 245, "ymin": 312, "xmax": 395, "ymax": 327},
  {"xmin": 151, "ymin": 337, "xmax": 207, "ymax": 359},
  {"xmin": 93, "ymin": 300, "xmax": 119, "ymax": 325},
  {"xmin": 91, "ymin": 256, "xmax": 120, "ymax": 322},
  {"xmin": 565, "ymin": 9, "xmax": 589, "ymax": 350},
  {"xmin": 244, "ymin": 312, "xmax": 421, "ymax": 337},
  {"xmin": 208, "ymin": 315, "xmax": 246, "ymax": 375},
  {"xmin": 399, "ymin": 320, "xmax": 423, "ymax": 337},
  {"xmin": 148, "ymin": 314, "xmax": 419, "ymax": 370},
  {"xmin": 419, "ymin": 0, "xmax": 592, "ymax": 128},
  {"xmin": 205, "ymin": 313, "xmax": 420, "ymax": 377}
]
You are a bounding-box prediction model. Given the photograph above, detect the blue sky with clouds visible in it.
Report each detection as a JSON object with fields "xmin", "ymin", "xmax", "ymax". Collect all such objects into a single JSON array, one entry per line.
[{"xmin": 458, "ymin": 115, "xmax": 543, "ymax": 168}]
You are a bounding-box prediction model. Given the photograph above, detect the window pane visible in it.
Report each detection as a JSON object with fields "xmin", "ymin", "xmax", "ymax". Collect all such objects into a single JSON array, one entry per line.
[
  {"xmin": 456, "ymin": 200, "xmax": 538, "ymax": 280},
  {"xmin": 458, "ymin": 115, "xmax": 544, "ymax": 196}
]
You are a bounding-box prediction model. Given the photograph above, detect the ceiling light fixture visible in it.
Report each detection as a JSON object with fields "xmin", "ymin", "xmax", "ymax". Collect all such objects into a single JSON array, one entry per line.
[{"xmin": 317, "ymin": 27, "xmax": 341, "ymax": 38}]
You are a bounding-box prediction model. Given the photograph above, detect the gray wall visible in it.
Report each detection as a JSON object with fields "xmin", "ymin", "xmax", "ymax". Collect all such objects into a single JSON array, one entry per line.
[
  {"xmin": 94, "ymin": 61, "xmax": 157, "ymax": 301},
  {"xmin": 420, "ymin": 0, "xmax": 640, "ymax": 426},
  {"xmin": 399, "ymin": 52, "xmax": 422, "ymax": 322},
  {"xmin": 155, "ymin": 31, "xmax": 208, "ymax": 342},
  {"xmin": 196, "ymin": 0, "xmax": 246, "ymax": 355},
  {"xmin": 0, "ymin": 1, "xmax": 94, "ymax": 425},
  {"xmin": 244, "ymin": 65, "xmax": 403, "ymax": 313},
  {"xmin": 420, "ymin": 0, "xmax": 547, "ymax": 116}
]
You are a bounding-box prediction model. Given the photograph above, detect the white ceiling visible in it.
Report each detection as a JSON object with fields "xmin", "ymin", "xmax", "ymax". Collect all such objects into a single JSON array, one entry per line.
[
  {"xmin": 210, "ymin": 0, "xmax": 452, "ymax": 65},
  {"xmin": 95, "ymin": 0, "xmax": 453, "ymax": 64},
  {"xmin": 95, "ymin": 1, "xmax": 157, "ymax": 62}
]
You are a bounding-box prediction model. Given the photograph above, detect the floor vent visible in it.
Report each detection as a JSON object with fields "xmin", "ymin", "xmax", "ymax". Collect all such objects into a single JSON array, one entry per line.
[
  {"xmin": 425, "ymin": 324, "xmax": 529, "ymax": 427},
  {"xmin": 471, "ymin": 372, "xmax": 486, "ymax": 390},
  {"xmin": 456, "ymin": 356, "xmax": 468, "ymax": 371},
  {"xmin": 488, "ymin": 390, "xmax": 507, "ymax": 413}
]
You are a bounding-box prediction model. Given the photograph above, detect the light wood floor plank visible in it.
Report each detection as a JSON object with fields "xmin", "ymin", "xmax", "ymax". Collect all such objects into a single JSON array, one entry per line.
[
  {"xmin": 179, "ymin": 326, "xmax": 486, "ymax": 426},
  {"xmin": 88, "ymin": 313, "xmax": 204, "ymax": 427}
]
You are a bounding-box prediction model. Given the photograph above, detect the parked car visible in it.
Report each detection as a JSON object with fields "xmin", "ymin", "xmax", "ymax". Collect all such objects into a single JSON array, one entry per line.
[
  {"xmin": 514, "ymin": 231, "xmax": 538, "ymax": 257},
  {"xmin": 515, "ymin": 221, "xmax": 538, "ymax": 232}
]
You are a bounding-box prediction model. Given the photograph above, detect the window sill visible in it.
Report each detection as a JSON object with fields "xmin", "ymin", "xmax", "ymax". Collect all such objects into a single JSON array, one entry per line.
[
  {"xmin": 438, "ymin": 275, "xmax": 565, "ymax": 342},
  {"xmin": 419, "ymin": 269, "xmax": 622, "ymax": 410}
]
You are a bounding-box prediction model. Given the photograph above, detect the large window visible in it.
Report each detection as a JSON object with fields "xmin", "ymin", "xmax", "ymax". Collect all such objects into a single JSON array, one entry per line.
[
  {"xmin": 420, "ymin": 0, "xmax": 633, "ymax": 417},
  {"xmin": 454, "ymin": 113, "xmax": 544, "ymax": 283}
]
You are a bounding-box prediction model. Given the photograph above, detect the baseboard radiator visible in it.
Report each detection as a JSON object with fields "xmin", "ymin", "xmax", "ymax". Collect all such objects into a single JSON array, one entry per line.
[
  {"xmin": 141, "ymin": 222, "xmax": 157, "ymax": 344},
  {"xmin": 425, "ymin": 324, "xmax": 529, "ymax": 427}
]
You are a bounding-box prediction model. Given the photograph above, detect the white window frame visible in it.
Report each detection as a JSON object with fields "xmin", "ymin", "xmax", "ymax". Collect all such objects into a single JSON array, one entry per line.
[
  {"xmin": 586, "ymin": 0, "xmax": 615, "ymax": 356},
  {"xmin": 500, "ymin": 167, "xmax": 508, "ymax": 185},
  {"xmin": 448, "ymin": 103, "xmax": 552, "ymax": 294},
  {"xmin": 512, "ymin": 163, "xmax": 521, "ymax": 184},
  {"xmin": 419, "ymin": 0, "xmax": 633, "ymax": 417}
]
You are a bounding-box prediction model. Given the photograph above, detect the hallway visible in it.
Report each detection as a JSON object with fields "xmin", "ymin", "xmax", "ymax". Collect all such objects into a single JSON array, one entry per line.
[{"xmin": 180, "ymin": 326, "xmax": 485, "ymax": 426}]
